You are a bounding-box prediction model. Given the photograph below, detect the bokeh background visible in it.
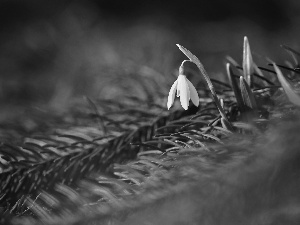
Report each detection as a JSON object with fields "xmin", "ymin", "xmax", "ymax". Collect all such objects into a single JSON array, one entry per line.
[{"xmin": 0, "ymin": 0, "xmax": 299, "ymax": 118}]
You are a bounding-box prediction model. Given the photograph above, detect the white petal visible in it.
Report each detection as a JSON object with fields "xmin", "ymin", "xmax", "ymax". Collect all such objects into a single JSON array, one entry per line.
[
  {"xmin": 167, "ymin": 80, "xmax": 178, "ymax": 109},
  {"xmin": 187, "ymin": 79, "xmax": 199, "ymax": 107},
  {"xmin": 177, "ymin": 75, "xmax": 190, "ymax": 110}
]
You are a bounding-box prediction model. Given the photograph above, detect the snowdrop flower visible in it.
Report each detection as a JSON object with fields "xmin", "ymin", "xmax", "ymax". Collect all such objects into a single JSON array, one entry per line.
[{"xmin": 167, "ymin": 61, "xmax": 199, "ymax": 110}]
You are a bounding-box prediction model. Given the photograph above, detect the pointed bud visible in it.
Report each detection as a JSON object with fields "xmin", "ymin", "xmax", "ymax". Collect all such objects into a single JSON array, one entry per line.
[{"xmin": 243, "ymin": 36, "xmax": 254, "ymax": 86}]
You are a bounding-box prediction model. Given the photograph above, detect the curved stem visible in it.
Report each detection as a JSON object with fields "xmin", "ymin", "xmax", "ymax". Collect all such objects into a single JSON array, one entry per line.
[{"xmin": 177, "ymin": 44, "xmax": 234, "ymax": 131}]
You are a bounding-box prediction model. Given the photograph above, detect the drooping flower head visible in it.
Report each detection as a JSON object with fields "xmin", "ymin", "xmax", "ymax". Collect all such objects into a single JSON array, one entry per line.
[{"xmin": 167, "ymin": 60, "xmax": 200, "ymax": 110}]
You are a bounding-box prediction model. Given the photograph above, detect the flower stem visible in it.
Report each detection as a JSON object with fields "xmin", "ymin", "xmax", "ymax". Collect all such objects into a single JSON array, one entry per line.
[{"xmin": 177, "ymin": 44, "xmax": 234, "ymax": 132}]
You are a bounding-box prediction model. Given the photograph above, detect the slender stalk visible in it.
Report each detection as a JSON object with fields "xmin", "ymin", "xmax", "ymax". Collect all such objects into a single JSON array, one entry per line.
[{"xmin": 177, "ymin": 44, "xmax": 234, "ymax": 131}]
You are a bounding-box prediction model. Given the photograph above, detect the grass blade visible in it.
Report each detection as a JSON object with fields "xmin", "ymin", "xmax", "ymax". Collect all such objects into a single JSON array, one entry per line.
[
  {"xmin": 240, "ymin": 76, "xmax": 257, "ymax": 110},
  {"xmin": 226, "ymin": 63, "xmax": 244, "ymax": 109},
  {"xmin": 273, "ymin": 63, "xmax": 300, "ymax": 106},
  {"xmin": 281, "ymin": 44, "xmax": 300, "ymax": 65}
]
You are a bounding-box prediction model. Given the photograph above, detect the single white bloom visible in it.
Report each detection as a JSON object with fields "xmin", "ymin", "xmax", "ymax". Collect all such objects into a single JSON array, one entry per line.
[{"xmin": 167, "ymin": 74, "xmax": 199, "ymax": 110}]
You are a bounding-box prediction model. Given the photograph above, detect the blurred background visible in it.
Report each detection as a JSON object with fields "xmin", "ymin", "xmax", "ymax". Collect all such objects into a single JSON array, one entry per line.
[{"xmin": 0, "ymin": 0, "xmax": 299, "ymax": 117}]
